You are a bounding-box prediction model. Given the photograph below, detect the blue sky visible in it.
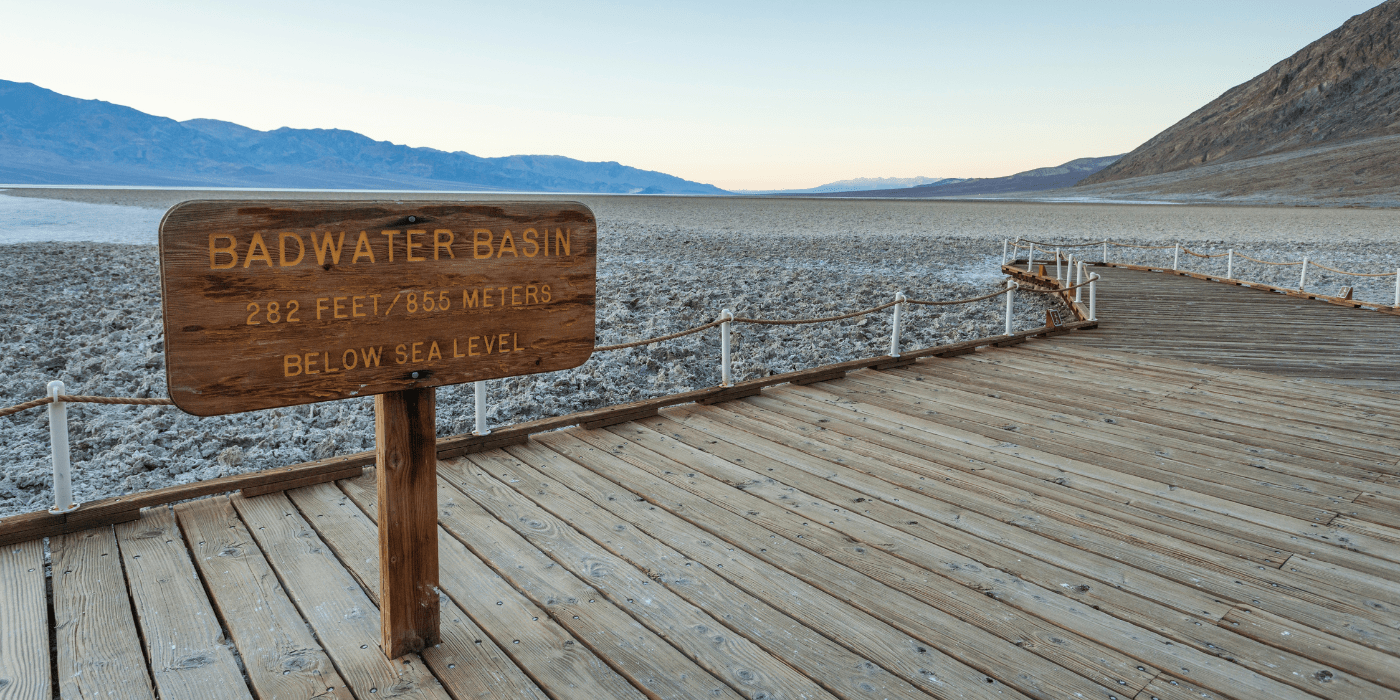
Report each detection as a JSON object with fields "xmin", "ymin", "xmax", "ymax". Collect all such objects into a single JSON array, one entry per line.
[{"xmin": 2, "ymin": 1, "xmax": 1382, "ymax": 190}]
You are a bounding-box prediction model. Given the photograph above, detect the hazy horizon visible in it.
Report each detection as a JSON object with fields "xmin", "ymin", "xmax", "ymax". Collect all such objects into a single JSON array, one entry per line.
[{"xmin": 4, "ymin": 1, "xmax": 1381, "ymax": 190}]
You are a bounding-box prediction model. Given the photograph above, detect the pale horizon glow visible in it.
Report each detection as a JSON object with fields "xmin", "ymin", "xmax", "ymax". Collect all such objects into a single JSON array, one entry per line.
[{"xmin": 2, "ymin": 1, "xmax": 1382, "ymax": 191}]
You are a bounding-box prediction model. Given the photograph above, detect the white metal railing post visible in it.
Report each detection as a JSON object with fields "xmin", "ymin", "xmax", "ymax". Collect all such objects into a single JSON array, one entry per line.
[
  {"xmin": 474, "ymin": 380, "xmax": 490, "ymax": 436},
  {"xmin": 1089, "ymin": 273, "xmax": 1099, "ymax": 321},
  {"xmin": 720, "ymin": 309, "xmax": 733, "ymax": 387},
  {"xmin": 1227, "ymin": 249, "xmax": 1234, "ymax": 279},
  {"xmin": 1055, "ymin": 249, "xmax": 1063, "ymax": 282},
  {"xmin": 48, "ymin": 380, "xmax": 77, "ymax": 514},
  {"xmin": 1075, "ymin": 260, "xmax": 1084, "ymax": 303},
  {"xmin": 889, "ymin": 292, "xmax": 906, "ymax": 357},
  {"xmin": 1102, "ymin": 241, "xmax": 1108, "ymax": 263},
  {"xmin": 1026, "ymin": 243, "xmax": 1034, "ymax": 273},
  {"xmin": 1066, "ymin": 253, "xmax": 1074, "ymax": 286},
  {"xmin": 1173, "ymin": 243, "xmax": 1180, "ymax": 270},
  {"xmin": 1299, "ymin": 256, "xmax": 1308, "ymax": 290},
  {"xmin": 1004, "ymin": 280, "xmax": 1016, "ymax": 335},
  {"xmin": 1002, "ymin": 239, "xmax": 1008, "ymax": 265}
]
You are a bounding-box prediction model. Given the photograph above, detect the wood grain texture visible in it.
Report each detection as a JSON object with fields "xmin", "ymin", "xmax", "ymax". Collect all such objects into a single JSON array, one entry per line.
[
  {"xmin": 0, "ymin": 540, "xmax": 49, "ymax": 700},
  {"xmin": 375, "ymin": 387, "xmax": 440, "ymax": 658},
  {"xmin": 174, "ymin": 496, "xmax": 350, "ymax": 700},
  {"xmin": 334, "ymin": 473, "xmax": 653, "ymax": 699},
  {"xmin": 159, "ymin": 200, "xmax": 597, "ymax": 415},
  {"xmin": 115, "ymin": 507, "xmax": 252, "ymax": 700},
  {"xmin": 230, "ymin": 492, "xmax": 450, "ymax": 699},
  {"xmin": 52, "ymin": 527, "xmax": 155, "ymax": 700},
  {"xmin": 285, "ymin": 481, "xmax": 547, "ymax": 700}
]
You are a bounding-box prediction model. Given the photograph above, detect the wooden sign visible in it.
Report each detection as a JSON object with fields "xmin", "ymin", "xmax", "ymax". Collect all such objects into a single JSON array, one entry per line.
[{"xmin": 158, "ymin": 200, "xmax": 597, "ymax": 416}]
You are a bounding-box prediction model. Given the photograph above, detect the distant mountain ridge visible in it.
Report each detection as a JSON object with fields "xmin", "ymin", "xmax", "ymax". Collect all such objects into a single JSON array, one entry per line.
[
  {"xmin": 1081, "ymin": 0, "xmax": 1400, "ymax": 189},
  {"xmin": 738, "ymin": 175, "xmax": 961, "ymax": 194},
  {"xmin": 0, "ymin": 80, "xmax": 726, "ymax": 194},
  {"xmin": 807, "ymin": 155, "xmax": 1121, "ymax": 198}
]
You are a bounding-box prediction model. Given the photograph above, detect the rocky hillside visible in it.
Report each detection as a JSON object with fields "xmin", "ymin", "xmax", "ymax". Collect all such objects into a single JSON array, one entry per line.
[
  {"xmin": 1082, "ymin": 1, "xmax": 1400, "ymax": 187},
  {"xmin": 813, "ymin": 155, "xmax": 1120, "ymax": 198}
]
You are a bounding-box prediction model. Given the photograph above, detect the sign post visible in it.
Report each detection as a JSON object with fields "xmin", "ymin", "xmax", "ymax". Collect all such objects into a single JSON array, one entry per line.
[{"xmin": 159, "ymin": 200, "xmax": 596, "ymax": 657}]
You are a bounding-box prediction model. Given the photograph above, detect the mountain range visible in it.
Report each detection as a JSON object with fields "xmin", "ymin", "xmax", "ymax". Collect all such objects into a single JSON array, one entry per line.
[
  {"xmin": 1072, "ymin": 0, "xmax": 1400, "ymax": 204},
  {"xmin": 0, "ymin": 80, "xmax": 726, "ymax": 194},
  {"xmin": 737, "ymin": 176, "xmax": 963, "ymax": 195},
  {"xmin": 810, "ymin": 156, "xmax": 1122, "ymax": 198}
]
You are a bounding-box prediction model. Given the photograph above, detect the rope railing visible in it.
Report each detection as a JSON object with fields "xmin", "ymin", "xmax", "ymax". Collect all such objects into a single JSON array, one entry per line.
[
  {"xmin": 1005, "ymin": 237, "xmax": 1399, "ymax": 305},
  {"xmin": 7, "ymin": 273, "xmax": 1095, "ymax": 515}
]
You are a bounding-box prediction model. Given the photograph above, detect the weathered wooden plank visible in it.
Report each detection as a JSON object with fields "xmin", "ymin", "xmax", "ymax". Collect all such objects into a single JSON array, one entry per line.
[
  {"xmin": 535, "ymin": 431, "xmax": 1137, "ymax": 700},
  {"xmin": 230, "ymin": 492, "xmax": 450, "ymax": 699},
  {"xmin": 51, "ymin": 527, "xmax": 155, "ymax": 700},
  {"xmin": 604, "ymin": 416, "xmax": 1348, "ymax": 700},
  {"xmin": 466, "ymin": 445, "xmax": 980, "ymax": 700},
  {"xmin": 284, "ymin": 482, "xmax": 549, "ymax": 700},
  {"xmin": 375, "ymin": 387, "xmax": 440, "ymax": 658},
  {"xmin": 115, "ymin": 507, "xmax": 252, "ymax": 700},
  {"xmin": 651, "ymin": 408, "xmax": 1396, "ymax": 699},
  {"xmin": 0, "ymin": 539, "xmax": 50, "ymax": 700},
  {"xmin": 1221, "ymin": 605, "xmax": 1400, "ymax": 692},
  {"xmin": 330, "ymin": 473, "xmax": 663, "ymax": 700},
  {"xmin": 434, "ymin": 455, "xmax": 843, "ymax": 700},
  {"xmin": 174, "ymin": 496, "xmax": 351, "ymax": 700},
  {"xmin": 239, "ymin": 465, "xmax": 364, "ymax": 498}
]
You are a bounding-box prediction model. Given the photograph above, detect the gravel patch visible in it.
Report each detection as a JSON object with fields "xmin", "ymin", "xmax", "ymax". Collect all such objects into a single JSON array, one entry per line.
[{"xmin": 3, "ymin": 194, "xmax": 1397, "ymax": 518}]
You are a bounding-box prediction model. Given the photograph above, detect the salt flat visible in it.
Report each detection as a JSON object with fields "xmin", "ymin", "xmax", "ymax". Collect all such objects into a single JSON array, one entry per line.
[{"xmin": 1, "ymin": 188, "xmax": 1397, "ymax": 517}]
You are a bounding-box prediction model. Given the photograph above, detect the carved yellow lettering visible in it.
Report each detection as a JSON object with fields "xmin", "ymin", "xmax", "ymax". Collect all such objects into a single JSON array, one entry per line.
[
  {"xmin": 279, "ymin": 233, "xmax": 305, "ymax": 267},
  {"xmin": 405, "ymin": 229, "xmax": 425, "ymax": 261},
  {"xmin": 352, "ymin": 231, "xmax": 376, "ymax": 264},
  {"xmin": 513, "ymin": 333, "xmax": 520, "ymax": 351},
  {"xmin": 209, "ymin": 234, "xmax": 238, "ymax": 269},
  {"xmin": 497, "ymin": 229, "xmax": 518, "ymax": 257},
  {"xmin": 498, "ymin": 333, "xmax": 509, "ymax": 353},
  {"xmin": 555, "ymin": 228, "xmax": 570, "ymax": 256},
  {"xmin": 522, "ymin": 228, "xmax": 539, "ymax": 257},
  {"xmin": 361, "ymin": 346, "xmax": 383, "ymax": 367},
  {"xmin": 525, "ymin": 285, "xmax": 538, "ymax": 304},
  {"xmin": 468, "ymin": 336, "xmax": 480, "ymax": 356},
  {"xmin": 381, "ymin": 230, "xmax": 400, "ymax": 262},
  {"xmin": 283, "ymin": 354, "xmax": 302, "ymax": 377},
  {"xmin": 324, "ymin": 351, "xmax": 338, "ymax": 373},
  {"xmin": 304, "ymin": 352, "xmax": 320, "ymax": 375},
  {"xmin": 395, "ymin": 344, "xmax": 407, "ymax": 364},
  {"xmin": 411, "ymin": 342, "xmax": 423, "ymax": 363},
  {"xmin": 483, "ymin": 288, "xmax": 492, "ymax": 308},
  {"xmin": 243, "ymin": 233, "xmax": 274, "ymax": 267},
  {"xmin": 428, "ymin": 341, "xmax": 442, "ymax": 362},
  {"xmin": 484, "ymin": 335, "xmax": 496, "ymax": 354},
  {"xmin": 434, "ymin": 229, "xmax": 455, "ymax": 260},
  {"xmin": 541, "ymin": 284, "xmax": 551, "ymax": 303},
  {"xmin": 333, "ymin": 297, "xmax": 347, "ymax": 319},
  {"xmin": 453, "ymin": 339, "xmax": 464, "ymax": 358},
  {"xmin": 342, "ymin": 348, "xmax": 359, "ymax": 370},
  {"xmin": 463, "ymin": 289, "xmax": 479, "ymax": 308},
  {"xmin": 313, "ymin": 232, "xmax": 346, "ymax": 265},
  {"xmin": 352, "ymin": 296, "xmax": 365, "ymax": 317},
  {"xmin": 511, "ymin": 286, "xmax": 522, "ymax": 306},
  {"xmin": 316, "ymin": 298, "xmax": 329, "ymax": 320},
  {"xmin": 473, "ymin": 229, "xmax": 493, "ymax": 259}
]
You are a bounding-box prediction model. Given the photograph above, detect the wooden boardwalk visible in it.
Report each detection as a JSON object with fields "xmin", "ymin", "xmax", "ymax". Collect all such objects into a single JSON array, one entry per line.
[
  {"xmin": 1048, "ymin": 264, "xmax": 1400, "ymax": 391},
  {"xmin": 5, "ymin": 340, "xmax": 1400, "ymax": 700}
]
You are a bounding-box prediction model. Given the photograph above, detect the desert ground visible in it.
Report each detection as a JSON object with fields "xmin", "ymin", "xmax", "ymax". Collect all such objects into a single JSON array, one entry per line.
[{"xmin": 2, "ymin": 187, "xmax": 1398, "ymax": 517}]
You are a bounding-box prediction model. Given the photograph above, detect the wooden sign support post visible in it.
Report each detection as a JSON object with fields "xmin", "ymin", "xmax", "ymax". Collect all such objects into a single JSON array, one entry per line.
[{"xmin": 375, "ymin": 387, "xmax": 440, "ymax": 657}]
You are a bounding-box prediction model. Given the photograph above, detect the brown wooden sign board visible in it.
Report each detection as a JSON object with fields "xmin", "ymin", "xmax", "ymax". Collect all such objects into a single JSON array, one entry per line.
[
  {"xmin": 159, "ymin": 199, "xmax": 595, "ymax": 658},
  {"xmin": 158, "ymin": 200, "xmax": 597, "ymax": 416}
]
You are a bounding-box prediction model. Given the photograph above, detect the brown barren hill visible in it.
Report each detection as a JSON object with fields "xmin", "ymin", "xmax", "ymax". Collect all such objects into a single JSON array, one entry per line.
[{"xmin": 1081, "ymin": 1, "xmax": 1400, "ymax": 187}]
